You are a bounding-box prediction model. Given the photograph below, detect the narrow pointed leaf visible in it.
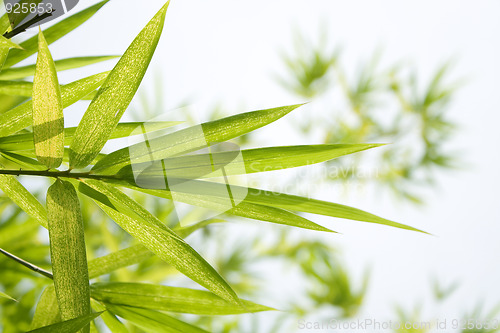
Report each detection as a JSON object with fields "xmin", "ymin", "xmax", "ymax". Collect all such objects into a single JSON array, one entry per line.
[
  {"xmin": 0, "ymin": 121, "xmax": 181, "ymax": 151},
  {"xmin": 93, "ymin": 104, "xmax": 304, "ymax": 173},
  {"xmin": 88, "ymin": 245, "xmax": 152, "ymax": 279},
  {"xmin": 75, "ymin": 179, "xmax": 239, "ymax": 305},
  {"xmin": 106, "ymin": 305, "xmax": 209, "ymax": 333},
  {"xmin": 69, "ymin": 2, "xmax": 170, "ymax": 169},
  {"xmin": 0, "ymin": 165, "xmax": 47, "ymax": 227},
  {"xmin": 92, "ymin": 282, "xmax": 273, "ymax": 315},
  {"xmin": 0, "ymin": 71, "xmax": 109, "ymax": 137},
  {"xmin": 0, "ymin": 35, "xmax": 21, "ymax": 71},
  {"xmin": 124, "ymin": 180, "xmax": 424, "ymax": 233},
  {"xmin": 47, "ymin": 180, "xmax": 90, "ymax": 331},
  {"xmin": 3, "ymin": 1, "xmax": 109, "ymax": 68},
  {"xmin": 30, "ymin": 285, "xmax": 61, "ymax": 330},
  {"xmin": 0, "ymin": 290, "xmax": 16, "ymax": 302},
  {"xmin": 0, "ymin": 56, "xmax": 118, "ymax": 80},
  {"xmin": 32, "ymin": 29, "xmax": 64, "ymax": 168},
  {"xmin": 118, "ymin": 143, "xmax": 382, "ymax": 181},
  {"xmin": 27, "ymin": 312, "xmax": 103, "ymax": 333},
  {"xmin": 91, "ymin": 300, "xmax": 129, "ymax": 333}
]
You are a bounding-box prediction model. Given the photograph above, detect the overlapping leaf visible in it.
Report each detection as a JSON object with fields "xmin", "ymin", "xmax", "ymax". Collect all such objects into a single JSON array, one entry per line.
[
  {"xmin": 0, "ymin": 71, "xmax": 108, "ymax": 137},
  {"xmin": 92, "ymin": 282, "xmax": 273, "ymax": 315},
  {"xmin": 32, "ymin": 29, "xmax": 64, "ymax": 169}
]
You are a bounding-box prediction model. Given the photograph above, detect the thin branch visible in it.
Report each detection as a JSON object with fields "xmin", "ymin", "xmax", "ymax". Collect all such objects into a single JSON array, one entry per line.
[
  {"xmin": 0, "ymin": 169, "xmax": 118, "ymax": 181},
  {"xmin": 0, "ymin": 247, "xmax": 53, "ymax": 279}
]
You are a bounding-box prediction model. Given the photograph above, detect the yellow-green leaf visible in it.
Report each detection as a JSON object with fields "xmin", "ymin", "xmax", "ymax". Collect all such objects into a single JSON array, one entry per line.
[
  {"xmin": 0, "ymin": 71, "xmax": 109, "ymax": 137},
  {"xmin": 0, "ymin": 35, "xmax": 21, "ymax": 71},
  {"xmin": 47, "ymin": 180, "xmax": 90, "ymax": 332},
  {"xmin": 69, "ymin": 2, "xmax": 170, "ymax": 169},
  {"xmin": 30, "ymin": 285, "xmax": 61, "ymax": 330},
  {"xmin": 32, "ymin": 29, "xmax": 64, "ymax": 169}
]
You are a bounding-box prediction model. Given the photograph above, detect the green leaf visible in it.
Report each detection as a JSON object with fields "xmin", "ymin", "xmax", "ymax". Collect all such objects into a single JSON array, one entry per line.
[
  {"xmin": 27, "ymin": 312, "xmax": 103, "ymax": 333},
  {"xmin": 1, "ymin": 151, "xmax": 50, "ymax": 170},
  {"xmin": 47, "ymin": 180, "xmax": 90, "ymax": 331},
  {"xmin": 0, "ymin": 71, "xmax": 109, "ymax": 137},
  {"xmin": 3, "ymin": 1, "xmax": 109, "ymax": 68},
  {"xmin": 88, "ymin": 245, "xmax": 152, "ymax": 279},
  {"xmin": 0, "ymin": 290, "xmax": 17, "ymax": 302},
  {"xmin": 116, "ymin": 144, "xmax": 382, "ymax": 181},
  {"xmin": 0, "ymin": 165, "xmax": 47, "ymax": 227},
  {"xmin": 91, "ymin": 300, "xmax": 128, "ymax": 333},
  {"xmin": 32, "ymin": 29, "xmax": 64, "ymax": 169},
  {"xmin": 92, "ymin": 104, "xmax": 304, "ymax": 173},
  {"xmin": 124, "ymin": 180, "xmax": 425, "ymax": 233},
  {"xmin": 0, "ymin": 35, "xmax": 21, "ymax": 71},
  {"xmin": 87, "ymin": 219, "xmax": 224, "ymax": 279},
  {"xmin": 69, "ymin": 2, "xmax": 170, "ymax": 169},
  {"xmin": 75, "ymin": 179, "xmax": 239, "ymax": 305},
  {"xmin": 92, "ymin": 282, "xmax": 273, "ymax": 315},
  {"xmin": 0, "ymin": 56, "xmax": 118, "ymax": 80},
  {"xmin": 30, "ymin": 285, "xmax": 61, "ymax": 330},
  {"xmin": 0, "ymin": 80, "xmax": 33, "ymax": 96},
  {"xmin": 106, "ymin": 304, "xmax": 209, "ymax": 333},
  {"xmin": 0, "ymin": 122, "xmax": 182, "ymax": 151}
]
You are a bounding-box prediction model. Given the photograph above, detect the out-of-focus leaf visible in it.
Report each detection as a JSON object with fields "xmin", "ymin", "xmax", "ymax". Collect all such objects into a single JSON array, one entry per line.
[
  {"xmin": 30, "ymin": 285, "xmax": 61, "ymax": 330},
  {"xmin": 69, "ymin": 2, "xmax": 170, "ymax": 169},
  {"xmin": 88, "ymin": 245, "xmax": 152, "ymax": 279},
  {"xmin": 76, "ymin": 179, "xmax": 240, "ymax": 305},
  {"xmin": 92, "ymin": 282, "xmax": 273, "ymax": 315},
  {"xmin": 106, "ymin": 304, "xmax": 209, "ymax": 333},
  {"xmin": 0, "ymin": 290, "xmax": 16, "ymax": 301},
  {"xmin": 0, "ymin": 56, "xmax": 118, "ymax": 80},
  {"xmin": 32, "ymin": 29, "xmax": 64, "ymax": 169},
  {"xmin": 0, "ymin": 121, "xmax": 182, "ymax": 151},
  {"xmin": 92, "ymin": 104, "xmax": 304, "ymax": 173},
  {"xmin": 0, "ymin": 165, "xmax": 47, "ymax": 227},
  {"xmin": 47, "ymin": 180, "xmax": 90, "ymax": 330},
  {"xmin": 27, "ymin": 312, "xmax": 103, "ymax": 333},
  {"xmin": 0, "ymin": 71, "xmax": 109, "ymax": 137},
  {"xmin": 3, "ymin": 1, "xmax": 109, "ymax": 68}
]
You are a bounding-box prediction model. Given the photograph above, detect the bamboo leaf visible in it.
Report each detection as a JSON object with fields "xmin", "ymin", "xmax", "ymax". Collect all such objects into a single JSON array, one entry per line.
[
  {"xmin": 0, "ymin": 71, "xmax": 109, "ymax": 137},
  {"xmin": 88, "ymin": 245, "xmax": 152, "ymax": 279},
  {"xmin": 115, "ymin": 143, "xmax": 382, "ymax": 181},
  {"xmin": 69, "ymin": 2, "xmax": 170, "ymax": 169},
  {"xmin": 106, "ymin": 304, "xmax": 209, "ymax": 333},
  {"xmin": 75, "ymin": 179, "xmax": 240, "ymax": 305},
  {"xmin": 92, "ymin": 282, "xmax": 273, "ymax": 315},
  {"xmin": 3, "ymin": 1, "xmax": 109, "ymax": 68},
  {"xmin": 47, "ymin": 180, "xmax": 90, "ymax": 331},
  {"xmin": 124, "ymin": 180, "xmax": 425, "ymax": 233},
  {"xmin": 0, "ymin": 290, "xmax": 17, "ymax": 302},
  {"xmin": 27, "ymin": 312, "xmax": 103, "ymax": 333},
  {"xmin": 30, "ymin": 285, "xmax": 61, "ymax": 330},
  {"xmin": 0, "ymin": 56, "xmax": 118, "ymax": 80},
  {"xmin": 32, "ymin": 29, "xmax": 64, "ymax": 169},
  {"xmin": 0, "ymin": 35, "xmax": 21, "ymax": 71},
  {"xmin": 0, "ymin": 165, "xmax": 47, "ymax": 227},
  {"xmin": 92, "ymin": 104, "xmax": 304, "ymax": 173},
  {"xmin": 0, "ymin": 121, "xmax": 182, "ymax": 151}
]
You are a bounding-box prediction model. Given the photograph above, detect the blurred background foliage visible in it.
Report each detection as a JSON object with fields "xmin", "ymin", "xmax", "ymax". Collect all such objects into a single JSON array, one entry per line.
[{"xmin": 0, "ymin": 24, "xmax": 491, "ymax": 333}]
